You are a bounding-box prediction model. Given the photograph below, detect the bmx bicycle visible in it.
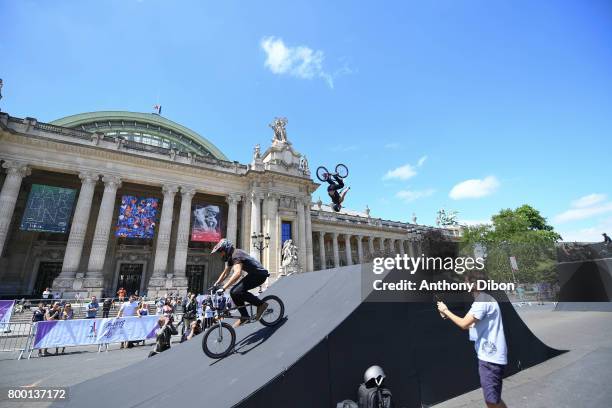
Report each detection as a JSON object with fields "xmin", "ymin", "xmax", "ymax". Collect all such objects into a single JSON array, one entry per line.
[
  {"xmin": 201, "ymin": 286, "xmax": 285, "ymax": 359},
  {"xmin": 316, "ymin": 163, "xmax": 349, "ymax": 182}
]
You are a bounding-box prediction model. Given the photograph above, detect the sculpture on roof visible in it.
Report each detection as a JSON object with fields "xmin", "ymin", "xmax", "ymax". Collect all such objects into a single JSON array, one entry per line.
[
  {"xmin": 269, "ymin": 117, "xmax": 288, "ymax": 143},
  {"xmin": 436, "ymin": 208, "xmax": 459, "ymax": 226}
]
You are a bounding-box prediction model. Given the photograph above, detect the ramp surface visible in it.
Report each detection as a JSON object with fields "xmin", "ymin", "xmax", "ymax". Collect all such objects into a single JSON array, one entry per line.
[{"xmin": 56, "ymin": 265, "xmax": 561, "ymax": 408}]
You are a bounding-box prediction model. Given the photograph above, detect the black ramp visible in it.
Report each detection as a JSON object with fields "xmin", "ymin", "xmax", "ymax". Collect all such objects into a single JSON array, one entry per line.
[{"xmin": 57, "ymin": 265, "xmax": 561, "ymax": 408}]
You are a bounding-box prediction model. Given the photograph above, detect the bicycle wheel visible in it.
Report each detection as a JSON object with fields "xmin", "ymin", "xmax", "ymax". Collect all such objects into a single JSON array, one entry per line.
[
  {"xmin": 202, "ymin": 322, "xmax": 236, "ymax": 359},
  {"xmin": 335, "ymin": 163, "xmax": 349, "ymax": 178},
  {"xmin": 316, "ymin": 166, "xmax": 330, "ymax": 182},
  {"xmin": 259, "ymin": 295, "xmax": 285, "ymax": 327}
]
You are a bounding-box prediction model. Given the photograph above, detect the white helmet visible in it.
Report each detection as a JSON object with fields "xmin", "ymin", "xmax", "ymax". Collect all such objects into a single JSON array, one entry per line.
[{"xmin": 364, "ymin": 365, "xmax": 386, "ymax": 387}]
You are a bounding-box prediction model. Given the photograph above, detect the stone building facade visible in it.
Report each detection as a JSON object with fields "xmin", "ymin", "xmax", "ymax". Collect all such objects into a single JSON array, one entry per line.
[{"xmin": 0, "ymin": 111, "xmax": 458, "ymax": 299}]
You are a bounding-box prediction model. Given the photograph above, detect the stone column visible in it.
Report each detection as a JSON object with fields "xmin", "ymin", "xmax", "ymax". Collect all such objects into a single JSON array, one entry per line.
[
  {"xmin": 368, "ymin": 236, "xmax": 375, "ymax": 257},
  {"xmin": 173, "ymin": 186, "xmax": 196, "ymax": 279},
  {"xmin": 408, "ymin": 236, "xmax": 417, "ymax": 258},
  {"xmin": 249, "ymin": 192, "xmax": 263, "ymax": 260},
  {"xmin": 240, "ymin": 195, "xmax": 250, "ymax": 249},
  {"xmin": 332, "ymin": 232, "xmax": 340, "ymax": 268},
  {"xmin": 318, "ymin": 231, "xmax": 326, "ymax": 270},
  {"xmin": 379, "ymin": 237, "xmax": 386, "ymax": 252},
  {"xmin": 225, "ymin": 193, "xmax": 241, "ymax": 244},
  {"xmin": 0, "ymin": 161, "xmax": 30, "ymax": 257},
  {"xmin": 344, "ymin": 234, "xmax": 353, "ymax": 265},
  {"xmin": 356, "ymin": 235, "xmax": 364, "ymax": 264},
  {"xmin": 57, "ymin": 171, "xmax": 98, "ymax": 285},
  {"xmin": 399, "ymin": 239, "xmax": 406, "ymax": 256},
  {"xmin": 152, "ymin": 184, "xmax": 178, "ymax": 277},
  {"xmin": 304, "ymin": 199, "xmax": 314, "ymax": 271},
  {"xmin": 296, "ymin": 199, "xmax": 307, "ymax": 270},
  {"xmin": 265, "ymin": 193, "xmax": 279, "ymax": 275},
  {"xmin": 86, "ymin": 175, "xmax": 121, "ymax": 280}
]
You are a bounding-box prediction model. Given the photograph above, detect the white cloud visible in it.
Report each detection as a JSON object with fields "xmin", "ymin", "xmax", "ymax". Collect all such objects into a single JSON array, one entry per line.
[
  {"xmin": 383, "ymin": 164, "xmax": 417, "ymax": 181},
  {"xmin": 554, "ymin": 202, "xmax": 612, "ymax": 223},
  {"xmin": 449, "ymin": 176, "xmax": 500, "ymax": 200},
  {"xmin": 261, "ymin": 36, "xmax": 334, "ymax": 88},
  {"xmin": 417, "ymin": 155, "xmax": 427, "ymax": 167},
  {"xmin": 396, "ymin": 189, "xmax": 435, "ymax": 202},
  {"xmin": 558, "ymin": 217, "xmax": 612, "ymax": 242},
  {"xmin": 571, "ymin": 193, "xmax": 607, "ymax": 208},
  {"xmin": 384, "ymin": 142, "xmax": 400, "ymax": 149}
]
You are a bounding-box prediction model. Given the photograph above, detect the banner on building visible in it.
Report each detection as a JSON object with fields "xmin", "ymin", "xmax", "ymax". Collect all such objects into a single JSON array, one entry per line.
[
  {"xmin": 32, "ymin": 315, "xmax": 159, "ymax": 349},
  {"xmin": 191, "ymin": 204, "xmax": 222, "ymax": 242},
  {"xmin": 0, "ymin": 300, "xmax": 15, "ymax": 331},
  {"xmin": 115, "ymin": 196, "xmax": 159, "ymax": 238},
  {"xmin": 20, "ymin": 184, "xmax": 76, "ymax": 233}
]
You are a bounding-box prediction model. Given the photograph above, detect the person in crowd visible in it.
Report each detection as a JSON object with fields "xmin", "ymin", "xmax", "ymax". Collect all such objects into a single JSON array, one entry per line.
[
  {"xmin": 148, "ymin": 316, "xmax": 177, "ymax": 358},
  {"xmin": 102, "ymin": 297, "xmax": 113, "ymax": 318},
  {"xmin": 437, "ymin": 270, "xmax": 508, "ymax": 408},
  {"xmin": 86, "ymin": 296, "xmax": 99, "ymax": 319},
  {"xmin": 117, "ymin": 287, "xmax": 127, "ymax": 302},
  {"xmin": 181, "ymin": 319, "xmax": 202, "ymax": 343},
  {"xmin": 182, "ymin": 293, "xmax": 198, "ymax": 336},
  {"xmin": 32, "ymin": 303, "xmax": 46, "ymax": 356},
  {"xmin": 155, "ymin": 297, "xmax": 164, "ymax": 315},
  {"xmin": 162, "ymin": 298, "xmax": 174, "ymax": 318},
  {"xmin": 42, "ymin": 287, "xmax": 51, "ymax": 304},
  {"xmin": 44, "ymin": 302, "xmax": 62, "ymax": 356},
  {"xmin": 59, "ymin": 303, "xmax": 74, "ymax": 354},
  {"xmin": 137, "ymin": 301, "xmax": 149, "ymax": 317},
  {"xmin": 117, "ymin": 295, "xmax": 139, "ymax": 348},
  {"xmin": 203, "ymin": 298, "xmax": 214, "ymax": 329}
]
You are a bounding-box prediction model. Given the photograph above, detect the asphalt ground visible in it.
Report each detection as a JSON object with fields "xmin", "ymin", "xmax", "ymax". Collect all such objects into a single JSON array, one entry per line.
[{"xmin": 0, "ymin": 304, "xmax": 610, "ymax": 407}]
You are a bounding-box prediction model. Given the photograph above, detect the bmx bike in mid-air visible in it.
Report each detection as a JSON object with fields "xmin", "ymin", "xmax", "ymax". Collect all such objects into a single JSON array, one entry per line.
[
  {"xmin": 316, "ymin": 163, "xmax": 349, "ymax": 182},
  {"xmin": 201, "ymin": 287, "xmax": 285, "ymax": 359}
]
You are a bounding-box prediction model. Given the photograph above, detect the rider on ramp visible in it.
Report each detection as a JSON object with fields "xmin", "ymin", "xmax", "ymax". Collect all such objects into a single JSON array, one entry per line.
[{"xmin": 211, "ymin": 239, "xmax": 269, "ymax": 328}]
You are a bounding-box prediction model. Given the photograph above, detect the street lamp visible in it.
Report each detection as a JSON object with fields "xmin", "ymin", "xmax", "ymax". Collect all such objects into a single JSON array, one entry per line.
[
  {"xmin": 251, "ymin": 232, "xmax": 270, "ymax": 260},
  {"xmin": 251, "ymin": 232, "xmax": 270, "ymax": 293}
]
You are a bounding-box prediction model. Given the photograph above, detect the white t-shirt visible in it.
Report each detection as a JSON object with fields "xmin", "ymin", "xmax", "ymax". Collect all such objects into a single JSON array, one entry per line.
[
  {"xmin": 119, "ymin": 301, "xmax": 138, "ymax": 317},
  {"xmin": 204, "ymin": 306, "xmax": 214, "ymax": 318},
  {"xmin": 467, "ymin": 292, "xmax": 508, "ymax": 365}
]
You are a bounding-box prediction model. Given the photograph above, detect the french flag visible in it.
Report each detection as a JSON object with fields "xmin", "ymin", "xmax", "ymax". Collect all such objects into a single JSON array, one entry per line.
[{"xmin": 153, "ymin": 104, "xmax": 162, "ymax": 115}]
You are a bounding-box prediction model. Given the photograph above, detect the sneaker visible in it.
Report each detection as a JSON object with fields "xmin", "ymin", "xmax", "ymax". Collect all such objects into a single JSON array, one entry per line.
[
  {"xmin": 232, "ymin": 317, "xmax": 248, "ymax": 328},
  {"xmin": 255, "ymin": 302, "xmax": 269, "ymax": 321}
]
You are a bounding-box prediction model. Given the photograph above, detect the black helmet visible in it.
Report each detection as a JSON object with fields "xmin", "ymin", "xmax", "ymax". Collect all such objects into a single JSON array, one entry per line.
[
  {"xmin": 333, "ymin": 203, "xmax": 341, "ymax": 212},
  {"xmin": 364, "ymin": 365, "xmax": 386, "ymax": 387},
  {"xmin": 211, "ymin": 238, "xmax": 234, "ymax": 262}
]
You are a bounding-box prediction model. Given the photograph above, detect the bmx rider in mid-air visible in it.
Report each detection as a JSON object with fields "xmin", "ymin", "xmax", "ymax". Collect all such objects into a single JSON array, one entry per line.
[
  {"xmin": 211, "ymin": 239, "xmax": 269, "ymax": 328},
  {"xmin": 327, "ymin": 173, "xmax": 350, "ymax": 212}
]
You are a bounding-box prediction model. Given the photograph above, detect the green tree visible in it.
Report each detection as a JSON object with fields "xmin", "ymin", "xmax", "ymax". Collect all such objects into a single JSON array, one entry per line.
[{"xmin": 460, "ymin": 205, "xmax": 560, "ymax": 284}]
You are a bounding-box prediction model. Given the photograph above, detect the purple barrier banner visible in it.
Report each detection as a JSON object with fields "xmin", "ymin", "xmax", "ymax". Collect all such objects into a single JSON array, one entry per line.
[{"xmin": 0, "ymin": 300, "xmax": 15, "ymax": 331}]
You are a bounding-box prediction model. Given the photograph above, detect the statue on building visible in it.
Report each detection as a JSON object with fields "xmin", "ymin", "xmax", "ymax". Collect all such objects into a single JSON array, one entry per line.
[
  {"xmin": 412, "ymin": 212, "xmax": 417, "ymax": 224},
  {"xmin": 281, "ymin": 239, "xmax": 299, "ymax": 269},
  {"xmin": 436, "ymin": 208, "xmax": 458, "ymax": 226},
  {"xmin": 253, "ymin": 144, "xmax": 261, "ymax": 160},
  {"xmin": 299, "ymin": 154, "xmax": 309, "ymax": 173},
  {"xmin": 269, "ymin": 117, "xmax": 288, "ymax": 143}
]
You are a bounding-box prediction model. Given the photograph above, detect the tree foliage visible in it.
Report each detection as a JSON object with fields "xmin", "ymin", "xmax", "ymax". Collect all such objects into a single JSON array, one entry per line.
[{"xmin": 460, "ymin": 205, "xmax": 560, "ymax": 284}]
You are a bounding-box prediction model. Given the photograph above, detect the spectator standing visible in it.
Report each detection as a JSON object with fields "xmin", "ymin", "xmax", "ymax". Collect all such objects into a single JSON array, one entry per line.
[
  {"xmin": 117, "ymin": 287, "xmax": 127, "ymax": 302},
  {"xmin": 182, "ymin": 294, "xmax": 198, "ymax": 336},
  {"xmin": 87, "ymin": 296, "xmax": 99, "ymax": 319},
  {"xmin": 59, "ymin": 304, "xmax": 74, "ymax": 354},
  {"xmin": 204, "ymin": 299, "xmax": 214, "ymax": 329},
  {"xmin": 42, "ymin": 287, "xmax": 51, "ymax": 304},
  {"xmin": 117, "ymin": 295, "xmax": 139, "ymax": 348},
  {"xmin": 155, "ymin": 297, "xmax": 164, "ymax": 315},
  {"xmin": 603, "ymin": 233, "xmax": 612, "ymax": 248},
  {"xmin": 102, "ymin": 297, "xmax": 113, "ymax": 318},
  {"xmin": 32, "ymin": 303, "xmax": 46, "ymax": 357},
  {"xmin": 148, "ymin": 316, "xmax": 177, "ymax": 358},
  {"xmin": 162, "ymin": 299, "xmax": 174, "ymax": 318},
  {"xmin": 44, "ymin": 302, "xmax": 62, "ymax": 356}
]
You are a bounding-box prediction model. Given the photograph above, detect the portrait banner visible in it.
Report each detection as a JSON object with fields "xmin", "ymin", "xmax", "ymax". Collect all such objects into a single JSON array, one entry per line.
[
  {"xmin": 115, "ymin": 196, "xmax": 159, "ymax": 239},
  {"xmin": 20, "ymin": 184, "xmax": 76, "ymax": 233},
  {"xmin": 191, "ymin": 204, "xmax": 222, "ymax": 242}
]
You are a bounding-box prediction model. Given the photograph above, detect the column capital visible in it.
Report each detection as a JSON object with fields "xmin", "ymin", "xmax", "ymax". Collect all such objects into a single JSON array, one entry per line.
[
  {"xmin": 2, "ymin": 160, "xmax": 31, "ymax": 177},
  {"xmin": 78, "ymin": 171, "xmax": 99, "ymax": 185},
  {"xmin": 162, "ymin": 184, "xmax": 180, "ymax": 196},
  {"xmin": 266, "ymin": 192, "xmax": 281, "ymax": 200},
  {"xmin": 226, "ymin": 193, "xmax": 242, "ymax": 204},
  {"xmin": 250, "ymin": 191, "xmax": 264, "ymax": 201},
  {"xmin": 331, "ymin": 231, "xmax": 339, "ymax": 238},
  {"xmin": 301, "ymin": 196, "xmax": 312, "ymax": 206},
  {"xmin": 180, "ymin": 186, "xmax": 197, "ymax": 198},
  {"xmin": 344, "ymin": 233, "xmax": 352, "ymax": 241},
  {"xmin": 101, "ymin": 175, "xmax": 122, "ymax": 190},
  {"xmin": 355, "ymin": 234, "xmax": 364, "ymax": 241},
  {"xmin": 318, "ymin": 230, "xmax": 326, "ymax": 237}
]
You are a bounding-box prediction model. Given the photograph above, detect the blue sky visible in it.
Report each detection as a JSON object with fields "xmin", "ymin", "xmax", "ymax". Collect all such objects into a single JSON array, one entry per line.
[{"xmin": 2, "ymin": 0, "xmax": 611, "ymax": 242}]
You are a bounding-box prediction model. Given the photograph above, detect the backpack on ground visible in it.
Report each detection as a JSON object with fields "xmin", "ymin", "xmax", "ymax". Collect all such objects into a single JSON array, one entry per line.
[{"xmin": 357, "ymin": 383, "xmax": 393, "ymax": 408}]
